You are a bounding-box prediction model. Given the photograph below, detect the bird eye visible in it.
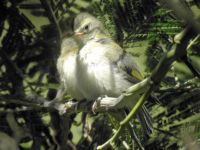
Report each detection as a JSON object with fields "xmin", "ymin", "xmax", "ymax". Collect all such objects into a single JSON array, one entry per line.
[{"xmin": 84, "ymin": 25, "xmax": 89, "ymax": 31}]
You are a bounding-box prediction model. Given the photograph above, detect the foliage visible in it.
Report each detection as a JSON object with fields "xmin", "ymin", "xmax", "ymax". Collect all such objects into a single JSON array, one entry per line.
[{"xmin": 0, "ymin": 0, "xmax": 200, "ymax": 150}]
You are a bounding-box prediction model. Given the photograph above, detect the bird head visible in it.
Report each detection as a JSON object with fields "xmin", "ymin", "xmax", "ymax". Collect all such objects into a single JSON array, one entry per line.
[
  {"xmin": 60, "ymin": 37, "xmax": 79, "ymax": 55},
  {"xmin": 73, "ymin": 13, "xmax": 106, "ymax": 44}
]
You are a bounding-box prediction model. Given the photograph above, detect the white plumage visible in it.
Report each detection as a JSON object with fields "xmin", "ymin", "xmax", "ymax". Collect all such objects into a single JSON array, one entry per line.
[
  {"xmin": 57, "ymin": 38, "xmax": 84, "ymax": 100},
  {"xmin": 57, "ymin": 13, "xmax": 153, "ymax": 135},
  {"xmin": 76, "ymin": 38, "xmax": 133, "ymax": 100}
]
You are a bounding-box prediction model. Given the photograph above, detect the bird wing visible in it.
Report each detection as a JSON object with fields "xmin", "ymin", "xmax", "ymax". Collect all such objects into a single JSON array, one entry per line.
[
  {"xmin": 116, "ymin": 52, "xmax": 144, "ymax": 82},
  {"xmin": 97, "ymin": 38, "xmax": 143, "ymax": 83},
  {"xmin": 117, "ymin": 51, "xmax": 153, "ymax": 135}
]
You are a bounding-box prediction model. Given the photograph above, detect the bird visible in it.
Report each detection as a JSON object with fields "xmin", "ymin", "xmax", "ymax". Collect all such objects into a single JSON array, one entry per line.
[
  {"xmin": 57, "ymin": 37, "xmax": 84, "ymax": 101},
  {"xmin": 57, "ymin": 12, "xmax": 153, "ymax": 139}
]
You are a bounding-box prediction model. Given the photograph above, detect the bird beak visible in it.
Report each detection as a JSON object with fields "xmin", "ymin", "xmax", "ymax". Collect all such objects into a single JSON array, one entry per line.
[{"xmin": 74, "ymin": 32, "xmax": 84, "ymax": 36}]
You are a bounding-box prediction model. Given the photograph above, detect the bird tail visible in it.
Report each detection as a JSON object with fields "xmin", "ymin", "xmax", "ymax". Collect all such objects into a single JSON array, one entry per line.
[{"xmin": 137, "ymin": 105, "xmax": 153, "ymax": 135}]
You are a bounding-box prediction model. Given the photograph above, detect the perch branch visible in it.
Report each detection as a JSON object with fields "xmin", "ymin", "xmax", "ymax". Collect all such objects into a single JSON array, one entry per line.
[
  {"xmin": 0, "ymin": 78, "xmax": 150, "ymax": 115},
  {"xmin": 92, "ymin": 78, "xmax": 150, "ymax": 112},
  {"xmin": 182, "ymin": 35, "xmax": 200, "ymax": 79}
]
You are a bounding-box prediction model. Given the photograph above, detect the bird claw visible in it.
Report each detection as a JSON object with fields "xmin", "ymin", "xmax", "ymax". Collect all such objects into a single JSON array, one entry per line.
[
  {"xmin": 92, "ymin": 96, "xmax": 106, "ymax": 114},
  {"xmin": 43, "ymin": 101, "xmax": 52, "ymax": 107}
]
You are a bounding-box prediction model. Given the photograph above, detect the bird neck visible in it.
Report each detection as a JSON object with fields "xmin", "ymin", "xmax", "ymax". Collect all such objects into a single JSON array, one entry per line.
[
  {"xmin": 80, "ymin": 29, "xmax": 109, "ymax": 45},
  {"xmin": 89, "ymin": 30, "xmax": 108, "ymax": 41},
  {"xmin": 94, "ymin": 32, "xmax": 108, "ymax": 40}
]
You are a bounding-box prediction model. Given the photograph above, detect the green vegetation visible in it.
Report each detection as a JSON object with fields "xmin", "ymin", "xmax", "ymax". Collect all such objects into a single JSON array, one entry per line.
[{"xmin": 0, "ymin": 0, "xmax": 200, "ymax": 149}]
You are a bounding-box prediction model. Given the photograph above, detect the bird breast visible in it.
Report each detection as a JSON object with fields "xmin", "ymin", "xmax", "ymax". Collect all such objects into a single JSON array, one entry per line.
[
  {"xmin": 76, "ymin": 40, "xmax": 133, "ymax": 100},
  {"xmin": 57, "ymin": 52, "xmax": 84, "ymax": 100}
]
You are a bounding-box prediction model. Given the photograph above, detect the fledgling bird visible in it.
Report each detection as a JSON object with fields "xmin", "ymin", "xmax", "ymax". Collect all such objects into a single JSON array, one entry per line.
[
  {"xmin": 57, "ymin": 37, "xmax": 84, "ymax": 100},
  {"xmin": 57, "ymin": 13, "xmax": 153, "ymax": 136}
]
